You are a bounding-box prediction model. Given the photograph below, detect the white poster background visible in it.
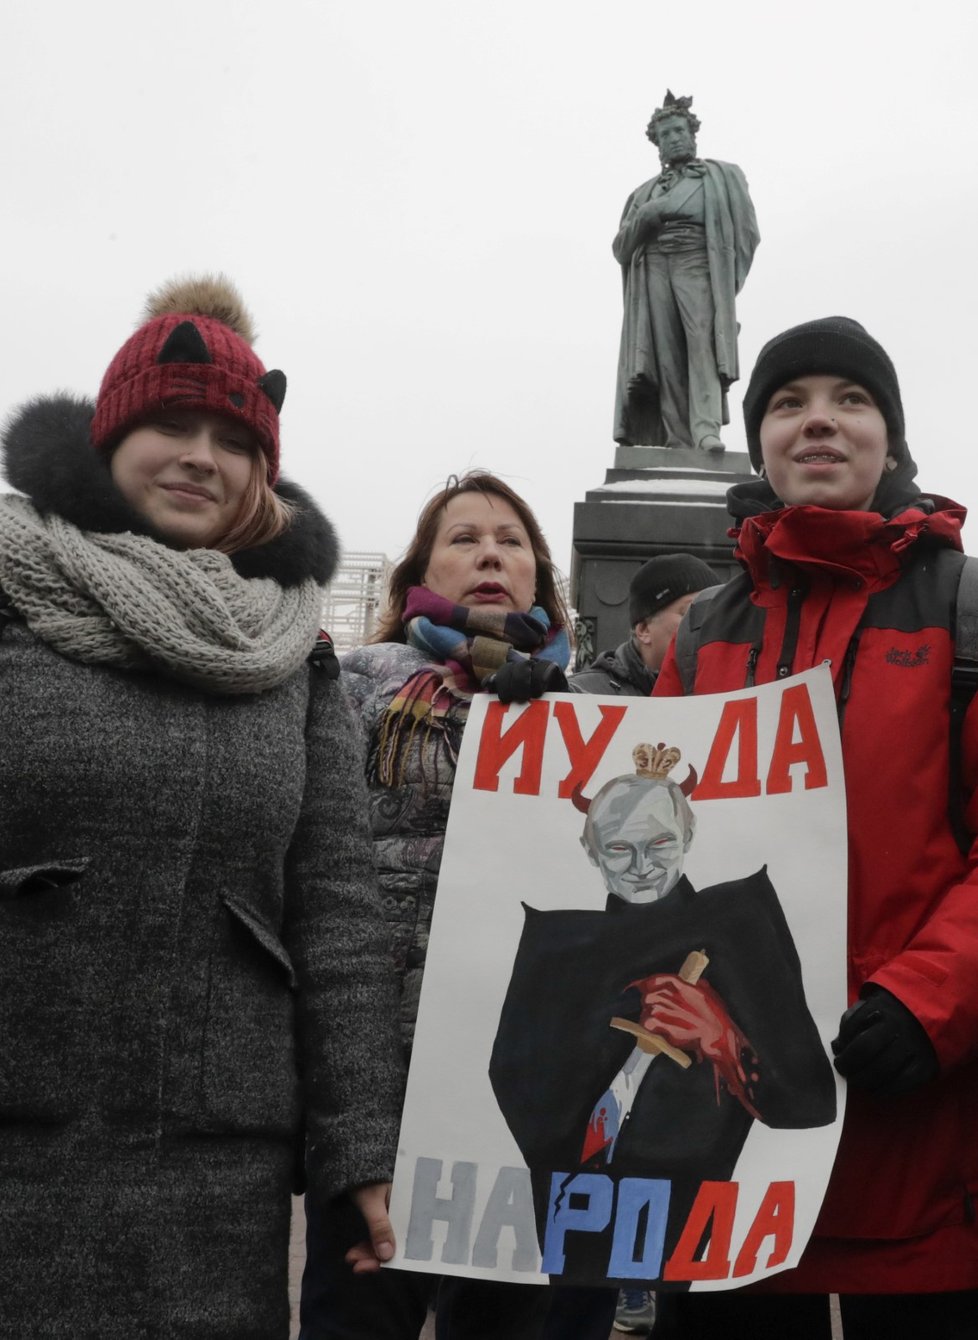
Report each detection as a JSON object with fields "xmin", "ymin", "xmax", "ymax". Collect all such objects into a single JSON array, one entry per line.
[{"xmin": 388, "ymin": 667, "xmax": 848, "ymax": 1290}]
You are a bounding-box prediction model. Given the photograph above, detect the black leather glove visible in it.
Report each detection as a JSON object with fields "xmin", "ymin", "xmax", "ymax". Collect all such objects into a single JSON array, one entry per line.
[
  {"xmin": 484, "ymin": 658, "xmax": 568, "ymax": 703},
  {"xmin": 831, "ymin": 987, "xmax": 938, "ymax": 1096}
]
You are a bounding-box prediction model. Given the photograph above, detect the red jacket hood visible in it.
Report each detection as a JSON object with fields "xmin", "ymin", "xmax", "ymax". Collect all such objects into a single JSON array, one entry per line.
[{"xmin": 730, "ymin": 496, "xmax": 966, "ymax": 595}]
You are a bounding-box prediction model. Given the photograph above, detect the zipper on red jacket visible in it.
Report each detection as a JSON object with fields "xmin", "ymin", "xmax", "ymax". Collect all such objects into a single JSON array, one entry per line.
[
  {"xmin": 745, "ymin": 645, "xmax": 759, "ymax": 687},
  {"xmin": 839, "ymin": 635, "xmax": 860, "ymax": 706},
  {"xmin": 776, "ymin": 586, "xmax": 805, "ymax": 679},
  {"xmin": 832, "ymin": 634, "xmax": 861, "ymax": 732}
]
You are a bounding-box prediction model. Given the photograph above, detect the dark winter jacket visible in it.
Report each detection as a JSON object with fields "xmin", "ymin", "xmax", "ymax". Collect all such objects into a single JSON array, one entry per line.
[
  {"xmin": 0, "ymin": 398, "xmax": 404, "ymax": 1339},
  {"xmin": 655, "ymin": 481, "xmax": 978, "ymax": 1292},
  {"xmin": 340, "ymin": 642, "xmax": 470, "ymax": 1054},
  {"xmin": 569, "ymin": 636, "xmax": 655, "ymax": 697}
]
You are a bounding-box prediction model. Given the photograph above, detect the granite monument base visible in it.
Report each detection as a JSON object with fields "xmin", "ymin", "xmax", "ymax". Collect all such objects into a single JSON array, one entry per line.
[{"xmin": 570, "ymin": 445, "xmax": 754, "ymax": 669}]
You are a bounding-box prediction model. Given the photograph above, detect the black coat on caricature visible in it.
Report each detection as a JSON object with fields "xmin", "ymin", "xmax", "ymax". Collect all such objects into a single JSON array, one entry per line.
[{"xmin": 489, "ymin": 869, "xmax": 836, "ymax": 1288}]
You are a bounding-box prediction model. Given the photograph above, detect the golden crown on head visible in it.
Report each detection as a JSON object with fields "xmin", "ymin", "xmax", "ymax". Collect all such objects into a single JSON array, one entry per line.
[
  {"xmin": 632, "ymin": 742, "xmax": 682, "ymax": 780},
  {"xmin": 571, "ymin": 741, "xmax": 696, "ymax": 812}
]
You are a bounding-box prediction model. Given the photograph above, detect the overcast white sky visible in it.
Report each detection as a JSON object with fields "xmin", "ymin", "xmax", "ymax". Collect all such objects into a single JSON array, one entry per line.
[{"xmin": 4, "ymin": 0, "xmax": 977, "ymax": 578}]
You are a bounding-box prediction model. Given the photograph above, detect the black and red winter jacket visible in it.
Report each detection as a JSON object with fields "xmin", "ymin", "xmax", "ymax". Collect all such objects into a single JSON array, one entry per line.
[{"xmin": 655, "ymin": 481, "xmax": 978, "ymax": 1292}]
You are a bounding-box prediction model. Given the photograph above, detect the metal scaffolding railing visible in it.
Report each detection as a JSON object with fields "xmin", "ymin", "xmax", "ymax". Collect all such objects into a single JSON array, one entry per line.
[{"xmin": 321, "ymin": 552, "xmax": 392, "ymax": 653}]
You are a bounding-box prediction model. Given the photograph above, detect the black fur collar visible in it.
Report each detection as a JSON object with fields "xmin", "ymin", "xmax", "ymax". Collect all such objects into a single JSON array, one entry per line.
[{"xmin": 1, "ymin": 395, "xmax": 338, "ymax": 587}]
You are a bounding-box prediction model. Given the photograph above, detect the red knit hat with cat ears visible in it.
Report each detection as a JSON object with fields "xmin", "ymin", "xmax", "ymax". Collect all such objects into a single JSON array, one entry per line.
[{"xmin": 90, "ymin": 275, "xmax": 286, "ymax": 482}]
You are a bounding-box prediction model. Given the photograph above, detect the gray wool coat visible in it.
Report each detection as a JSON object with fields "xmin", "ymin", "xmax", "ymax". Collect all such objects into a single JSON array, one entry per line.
[{"xmin": 0, "ymin": 399, "xmax": 404, "ymax": 1340}]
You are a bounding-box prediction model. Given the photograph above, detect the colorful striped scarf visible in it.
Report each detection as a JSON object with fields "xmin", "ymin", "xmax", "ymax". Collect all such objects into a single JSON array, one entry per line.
[{"xmin": 376, "ymin": 586, "xmax": 570, "ymax": 787}]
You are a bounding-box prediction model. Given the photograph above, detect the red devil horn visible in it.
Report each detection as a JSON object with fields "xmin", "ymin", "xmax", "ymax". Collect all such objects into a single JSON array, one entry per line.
[
  {"xmin": 571, "ymin": 783, "xmax": 592, "ymax": 813},
  {"xmin": 679, "ymin": 766, "xmax": 698, "ymax": 797}
]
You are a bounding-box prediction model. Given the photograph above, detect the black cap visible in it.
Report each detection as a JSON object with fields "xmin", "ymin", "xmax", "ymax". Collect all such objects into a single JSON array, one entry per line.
[
  {"xmin": 629, "ymin": 554, "xmax": 719, "ymax": 626},
  {"xmin": 741, "ymin": 316, "xmax": 908, "ymax": 473}
]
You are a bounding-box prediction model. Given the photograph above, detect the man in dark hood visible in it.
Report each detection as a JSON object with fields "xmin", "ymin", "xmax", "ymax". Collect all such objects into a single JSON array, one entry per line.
[{"xmin": 570, "ymin": 554, "xmax": 718, "ymax": 697}]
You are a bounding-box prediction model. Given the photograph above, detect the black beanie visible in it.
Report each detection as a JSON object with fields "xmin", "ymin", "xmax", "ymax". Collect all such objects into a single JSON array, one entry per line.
[
  {"xmin": 629, "ymin": 554, "xmax": 719, "ymax": 626},
  {"xmin": 741, "ymin": 317, "xmax": 908, "ymax": 473}
]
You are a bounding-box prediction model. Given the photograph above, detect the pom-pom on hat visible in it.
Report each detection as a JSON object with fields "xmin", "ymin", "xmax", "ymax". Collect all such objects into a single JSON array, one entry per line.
[
  {"xmin": 90, "ymin": 275, "xmax": 286, "ymax": 482},
  {"xmin": 629, "ymin": 553, "xmax": 718, "ymax": 626},
  {"xmin": 741, "ymin": 316, "xmax": 907, "ymax": 474}
]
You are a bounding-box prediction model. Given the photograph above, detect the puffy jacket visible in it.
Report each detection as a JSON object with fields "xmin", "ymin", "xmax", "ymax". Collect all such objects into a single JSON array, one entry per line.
[
  {"xmin": 655, "ymin": 482, "xmax": 978, "ymax": 1292},
  {"xmin": 569, "ymin": 637, "xmax": 655, "ymax": 696},
  {"xmin": 341, "ymin": 641, "xmax": 470, "ymax": 1053}
]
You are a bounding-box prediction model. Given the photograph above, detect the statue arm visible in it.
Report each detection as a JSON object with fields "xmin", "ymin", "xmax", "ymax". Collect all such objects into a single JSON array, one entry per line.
[{"xmin": 612, "ymin": 186, "xmax": 663, "ymax": 266}]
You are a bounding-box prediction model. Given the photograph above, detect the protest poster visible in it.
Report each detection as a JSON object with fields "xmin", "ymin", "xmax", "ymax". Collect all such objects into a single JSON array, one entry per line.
[{"xmin": 387, "ymin": 666, "xmax": 848, "ymax": 1291}]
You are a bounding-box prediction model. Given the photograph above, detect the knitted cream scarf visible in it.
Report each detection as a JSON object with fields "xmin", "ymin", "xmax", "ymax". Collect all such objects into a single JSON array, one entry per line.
[{"xmin": 0, "ymin": 494, "xmax": 324, "ymax": 695}]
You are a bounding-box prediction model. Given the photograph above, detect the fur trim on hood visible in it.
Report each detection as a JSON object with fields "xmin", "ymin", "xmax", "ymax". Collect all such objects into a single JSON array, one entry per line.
[{"xmin": 1, "ymin": 395, "xmax": 338, "ymax": 587}]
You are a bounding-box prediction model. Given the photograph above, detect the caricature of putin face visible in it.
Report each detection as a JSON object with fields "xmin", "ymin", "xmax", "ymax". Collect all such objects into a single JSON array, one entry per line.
[{"xmin": 581, "ymin": 776, "xmax": 695, "ymax": 905}]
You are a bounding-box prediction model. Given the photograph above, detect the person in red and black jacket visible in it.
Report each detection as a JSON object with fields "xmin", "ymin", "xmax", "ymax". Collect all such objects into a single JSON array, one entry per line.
[{"xmin": 653, "ymin": 317, "xmax": 978, "ymax": 1340}]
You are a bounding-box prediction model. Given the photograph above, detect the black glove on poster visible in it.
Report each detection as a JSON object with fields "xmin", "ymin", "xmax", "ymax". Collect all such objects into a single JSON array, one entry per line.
[
  {"xmin": 831, "ymin": 986, "xmax": 938, "ymax": 1096},
  {"xmin": 485, "ymin": 658, "xmax": 568, "ymax": 703}
]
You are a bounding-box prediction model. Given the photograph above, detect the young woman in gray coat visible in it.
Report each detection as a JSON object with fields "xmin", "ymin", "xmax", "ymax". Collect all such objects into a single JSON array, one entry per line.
[{"xmin": 0, "ymin": 277, "xmax": 403, "ymax": 1340}]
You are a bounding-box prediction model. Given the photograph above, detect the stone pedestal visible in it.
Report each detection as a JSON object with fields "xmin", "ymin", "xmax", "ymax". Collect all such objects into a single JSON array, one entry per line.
[{"xmin": 570, "ymin": 445, "xmax": 754, "ymax": 668}]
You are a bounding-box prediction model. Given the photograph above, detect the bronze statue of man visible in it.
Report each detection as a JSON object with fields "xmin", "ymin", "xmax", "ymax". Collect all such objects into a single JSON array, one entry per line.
[{"xmin": 613, "ymin": 92, "xmax": 759, "ymax": 452}]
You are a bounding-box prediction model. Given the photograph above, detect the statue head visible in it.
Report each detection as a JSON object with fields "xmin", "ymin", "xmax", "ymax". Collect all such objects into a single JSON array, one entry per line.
[{"xmin": 646, "ymin": 91, "xmax": 700, "ymax": 165}]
